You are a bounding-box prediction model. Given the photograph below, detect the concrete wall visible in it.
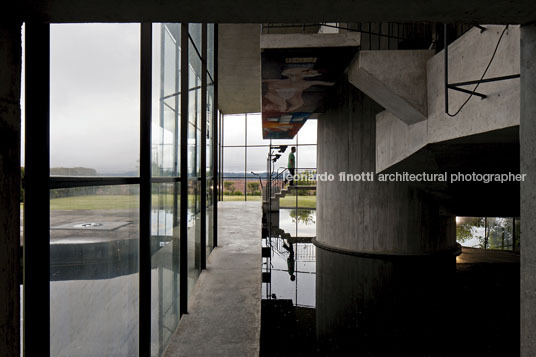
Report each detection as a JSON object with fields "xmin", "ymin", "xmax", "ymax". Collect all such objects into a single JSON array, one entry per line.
[
  {"xmin": 520, "ymin": 23, "xmax": 536, "ymax": 357},
  {"xmin": 376, "ymin": 111, "xmax": 428, "ymax": 172},
  {"xmin": 317, "ymin": 82, "xmax": 455, "ymax": 254},
  {"xmin": 218, "ymin": 24, "xmax": 261, "ymax": 114},
  {"xmin": 0, "ymin": 21, "xmax": 21, "ymax": 357},
  {"xmin": 377, "ymin": 25, "xmax": 521, "ymax": 172},
  {"xmin": 348, "ymin": 50, "xmax": 433, "ymax": 125}
]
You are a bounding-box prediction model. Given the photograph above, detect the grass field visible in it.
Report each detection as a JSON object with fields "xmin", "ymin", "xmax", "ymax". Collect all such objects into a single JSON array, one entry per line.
[
  {"xmin": 222, "ymin": 194, "xmax": 316, "ymax": 208},
  {"xmin": 280, "ymin": 195, "xmax": 316, "ymax": 209},
  {"xmin": 48, "ymin": 194, "xmax": 185, "ymax": 210},
  {"xmin": 21, "ymin": 193, "xmax": 317, "ymax": 211},
  {"xmin": 49, "ymin": 195, "xmax": 140, "ymax": 210},
  {"xmin": 222, "ymin": 195, "xmax": 262, "ymax": 201}
]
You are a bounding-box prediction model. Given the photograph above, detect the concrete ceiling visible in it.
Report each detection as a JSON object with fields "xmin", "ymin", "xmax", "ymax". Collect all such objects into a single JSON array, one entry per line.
[
  {"xmin": 12, "ymin": 0, "xmax": 536, "ymax": 23},
  {"xmin": 218, "ymin": 24, "xmax": 261, "ymax": 114},
  {"xmin": 381, "ymin": 126, "xmax": 520, "ymax": 217}
]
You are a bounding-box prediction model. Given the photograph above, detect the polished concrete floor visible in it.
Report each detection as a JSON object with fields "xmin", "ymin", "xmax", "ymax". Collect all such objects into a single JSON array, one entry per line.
[
  {"xmin": 164, "ymin": 201, "xmax": 262, "ymax": 356},
  {"xmin": 261, "ymin": 244, "xmax": 519, "ymax": 356}
]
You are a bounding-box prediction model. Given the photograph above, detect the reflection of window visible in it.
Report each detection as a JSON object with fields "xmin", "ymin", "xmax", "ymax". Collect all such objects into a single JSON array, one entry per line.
[
  {"xmin": 220, "ymin": 113, "xmax": 317, "ymax": 203},
  {"xmin": 155, "ymin": 23, "xmax": 181, "ymax": 178}
]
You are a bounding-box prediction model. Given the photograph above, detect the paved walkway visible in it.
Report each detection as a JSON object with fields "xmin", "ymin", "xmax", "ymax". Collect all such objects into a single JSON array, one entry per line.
[{"xmin": 164, "ymin": 201, "xmax": 262, "ymax": 357}]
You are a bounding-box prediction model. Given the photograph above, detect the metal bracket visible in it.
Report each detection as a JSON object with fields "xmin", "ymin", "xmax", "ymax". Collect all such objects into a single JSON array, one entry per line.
[
  {"xmin": 444, "ymin": 24, "xmax": 519, "ymax": 114},
  {"xmin": 448, "ymin": 74, "xmax": 520, "ymax": 99}
]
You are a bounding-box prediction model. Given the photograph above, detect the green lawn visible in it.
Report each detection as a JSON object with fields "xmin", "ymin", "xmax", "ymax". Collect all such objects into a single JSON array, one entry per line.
[
  {"xmin": 222, "ymin": 195, "xmax": 262, "ymax": 201},
  {"xmin": 49, "ymin": 194, "xmax": 191, "ymax": 210},
  {"xmin": 29, "ymin": 193, "xmax": 316, "ymax": 211},
  {"xmin": 280, "ymin": 195, "xmax": 316, "ymax": 209},
  {"xmin": 222, "ymin": 194, "xmax": 316, "ymax": 209},
  {"xmin": 50, "ymin": 195, "xmax": 140, "ymax": 210}
]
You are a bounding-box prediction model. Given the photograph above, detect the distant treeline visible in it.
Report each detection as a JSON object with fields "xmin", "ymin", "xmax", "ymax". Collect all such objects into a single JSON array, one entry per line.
[
  {"xmin": 50, "ymin": 167, "xmax": 97, "ymax": 176},
  {"xmin": 223, "ymin": 172, "xmax": 269, "ymax": 179}
]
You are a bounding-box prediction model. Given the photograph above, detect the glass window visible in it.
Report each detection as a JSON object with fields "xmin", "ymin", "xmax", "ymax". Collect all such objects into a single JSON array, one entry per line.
[
  {"xmin": 185, "ymin": 23, "xmax": 204, "ymax": 299},
  {"xmin": 223, "ymin": 147, "xmax": 246, "ymax": 175},
  {"xmin": 206, "ymin": 179, "xmax": 214, "ymax": 255},
  {"xmin": 162, "ymin": 24, "xmax": 179, "ymax": 98},
  {"xmin": 245, "ymin": 177, "xmax": 263, "ymax": 201},
  {"xmin": 188, "ymin": 23, "xmax": 202, "ymax": 56},
  {"xmin": 153, "ymin": 23, "xmax": 181, "ymax": 178},
  {"xmin": 206, "ymin": 83, "xmax": 214, "ymax": 177},
  {"xmin": 456, "ymin": 217, "xmax": 520, "ymax": 250},
  {"xmin": 187, "ymin": 179, "xmax": 201, "ymax": 296},
  {"xmin": 150, "ymin": 23, "xmax": 182, "ymax": 357},
  {"xmin": 49, "ymin": 24, "xmax": 141, "ymax": 356},
  {"xmin": 296, "ymin": 145, "xmax": 317, "ymax": 170},
  {"xmin": 50, "ymin": 24, "xmax": 140, "ymax": 176},
  {"xmin": 50, "ymin": 185, "xmax": 139, "ymax": 356},
  {"xmin": 207, "ymin": 24, "xmax": 215, "ymax": 79},
  {"xmin": 266, "ymin": 135, "xmax": 297, "ymax": 146},
  {"xmin": 297, "ymin": 119, "xmax": 317, "ymax": 144},
  {"xmin": 223, "ymin": 114, "xmax": 246, "ymax": 146},
  {"xmin": 150, "ymin": 182, "xmax": 180, "ymax": 356},
  {"xmin": 246, "ymin": 113, "xmax": 266, "ymax": 145},
  {"xmin": 247, "ymin": 146, "xmax": 269, "ymax": 174}
]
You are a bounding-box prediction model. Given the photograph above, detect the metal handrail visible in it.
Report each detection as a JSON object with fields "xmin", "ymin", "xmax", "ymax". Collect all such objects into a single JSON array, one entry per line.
[{"xmin": 268, "ymin": 167, "xmax": 317, "ymax": 200}]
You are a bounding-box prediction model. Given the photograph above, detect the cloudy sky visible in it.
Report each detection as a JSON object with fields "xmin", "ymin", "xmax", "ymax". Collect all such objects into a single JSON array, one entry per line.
[{"xmin": 21, "ymin": 23, "xmax": 317, "ymax": 175}]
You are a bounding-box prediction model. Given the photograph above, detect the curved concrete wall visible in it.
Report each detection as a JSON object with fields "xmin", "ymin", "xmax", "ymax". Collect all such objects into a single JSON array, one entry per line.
[
  {"xmin": 317, "ymin": 83, "xmax": 456, "ymax": 255},
  {"xmin": 315, "ymin": 248, "xmax": 455, "ymax": 354}
]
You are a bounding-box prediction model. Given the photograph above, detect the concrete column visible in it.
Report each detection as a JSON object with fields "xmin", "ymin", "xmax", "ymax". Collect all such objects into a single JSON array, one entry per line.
[
  {"xmin": 316, "ymin": 248, "xmax": 455, "ymax": 355},
  {"xmin": 315, "ymin": 82, "xmax": 458, "ymax": 354},
  {"xmin": 520, "ymin": 23, "xmax": 536, "ymax": 357},
  {"xmin": 316, "ymin": 82, "xmax": 456, "ymax": 255},
  {"xmin": 0, "ymin": 21, "xmax": 22, "ymax": 357}
]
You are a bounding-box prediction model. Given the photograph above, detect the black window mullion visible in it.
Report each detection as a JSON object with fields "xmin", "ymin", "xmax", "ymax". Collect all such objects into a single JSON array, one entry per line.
[
  {"xmin": 212, "ymin": 24, "xmax": 219, "ymax": 247},
  {"xmin": 139, "ymin": 22, "xmax": 152, "ymax": 357},
  {"xmin": 24, "ymin": 21, "xmax": 51, "ymax": 357},
  {"xmin": 179, "ymin": 23, "xmax": 189, "ymax": 316},
  {"xmin": 200, "ymin": 23, "xmax": 207, "ymax": 269}
]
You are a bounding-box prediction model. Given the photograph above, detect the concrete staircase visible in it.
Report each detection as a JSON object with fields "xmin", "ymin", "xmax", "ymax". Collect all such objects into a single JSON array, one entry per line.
[
  {"xmin": 269, "ymin": 225, "xmax": 313, "ymax": 243},
  {"xmin": 263, "ymin": 185, "xmax": 316, "ymax": 213}
]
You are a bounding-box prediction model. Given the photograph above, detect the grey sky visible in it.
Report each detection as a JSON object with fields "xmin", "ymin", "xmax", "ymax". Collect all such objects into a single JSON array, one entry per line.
[
  {"xmin": 223, "ymin": 114, "xmax": 317, "ymax": 173},
  {"xmin": 49, "ymin": 23, "xmax": 141, "ymax": 174},
  {"xmin": 21, "ymin": 23, "xmax": 316, "ymax": 174}
]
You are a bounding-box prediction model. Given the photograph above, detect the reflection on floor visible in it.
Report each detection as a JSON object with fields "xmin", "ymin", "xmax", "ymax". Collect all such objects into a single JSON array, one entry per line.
[
  {"xmin": 261, "ymin": 208, "xmax": 319, "ymax": 356},
  {"xmin": 164, "ymin": 201, "xmax": 262, "ymax": 356},
  {"xmin": 260, "ymin": 208, "xmax": 519, "ymax": 357}
]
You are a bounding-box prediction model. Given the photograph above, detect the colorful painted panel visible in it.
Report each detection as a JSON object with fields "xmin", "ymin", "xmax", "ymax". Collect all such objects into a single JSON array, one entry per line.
[{"xmin": 261, "ymin": 47, "xmax": 357, "ymax": 139}]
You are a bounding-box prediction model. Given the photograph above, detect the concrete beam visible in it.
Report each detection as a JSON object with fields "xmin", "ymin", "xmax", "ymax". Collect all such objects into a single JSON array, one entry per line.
[
  {"xmin": 520, "ymin": 23, "xmax": 536, "ymax": 357},
  {"xmin": 377, "ymin": 25, "xmax": 521, "ymax": 171},
  {"xmin": 0, "ymin": 21, "xmax": 21, "ymax": 357},
  {"xmin": 427, "ymin": 25, "xmax": 520, "ymax": 143},
  {"xmin": 218, "ymin": 24, "xmax": 261, "ymax": 114},
  {"xmin": 260, "ymin": 32, "xmax": 360, "ymax": 49},
  {"xmin": 348, "ymin": 50, "xmax": 433, "ymax": 125},
  {"xmin": 375, "ymin": 110, "xmax": 427, "ymax": 172},
  {"xmin": 9, "ymin": 0, "xmax": 536, "ymax": 23}
]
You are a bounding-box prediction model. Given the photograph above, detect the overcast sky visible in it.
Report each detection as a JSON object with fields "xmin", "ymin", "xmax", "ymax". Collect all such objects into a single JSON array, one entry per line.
[{"xmin": 21, "ymin": 23, "xmax": 317, "ymax": 174}]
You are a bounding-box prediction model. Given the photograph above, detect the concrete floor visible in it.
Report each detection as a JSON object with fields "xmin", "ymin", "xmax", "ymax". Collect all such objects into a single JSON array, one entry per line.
[
  {"xmin": 457, "ymin": 246, "xmax": 520, "ymax": 264},
  {"xmin": 164, "ymin": 201, "xmax": 262, "ymax": 357}
]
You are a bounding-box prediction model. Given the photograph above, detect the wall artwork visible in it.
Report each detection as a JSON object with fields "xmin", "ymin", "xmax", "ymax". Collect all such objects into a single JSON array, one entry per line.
[{"xmin": 261, "ymin": 47, "xmax": 357, "ymax": 139}]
